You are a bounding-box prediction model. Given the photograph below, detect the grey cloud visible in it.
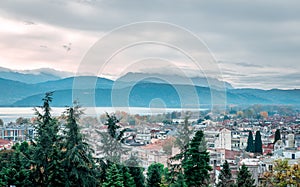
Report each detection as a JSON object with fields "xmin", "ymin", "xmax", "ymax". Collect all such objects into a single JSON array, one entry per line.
[{"xmin": 0, "ymin": 0, "xmax": 299, "ymax": 89}]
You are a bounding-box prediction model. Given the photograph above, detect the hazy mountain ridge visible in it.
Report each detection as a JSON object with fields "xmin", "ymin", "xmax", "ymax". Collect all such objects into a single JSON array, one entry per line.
[
  {"xmin": 116, "ymin": 72, "xmax": 234, "ymax": 89},
  {"xmin": 0, "ymin": 67, "xmax": 73, "ymax": 84},
  {"xmin": 10, "ymin": 82, "xmax": 300, "ymax": 107},
  {"xmin": 0, "ymin": 72, "xmax": 299, "ymax": 107}
]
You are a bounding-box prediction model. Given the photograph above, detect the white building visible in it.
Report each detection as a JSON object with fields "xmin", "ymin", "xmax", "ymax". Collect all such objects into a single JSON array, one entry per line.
[{"xmin": 215, "ymin": 128, "xmax": 232, "ymax": 150}]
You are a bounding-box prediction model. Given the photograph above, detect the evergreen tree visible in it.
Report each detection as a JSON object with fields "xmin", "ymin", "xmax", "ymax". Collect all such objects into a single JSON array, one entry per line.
[
  {"xmin": 30, "ymin": 92, "xmax": 65, "ymax": 186},
  {"xmin": 236, "ymin": 164, "xmax": 255, "ymax": 187},
  {"xmin": 174, "ymin": 117, "xmax": 193, "ymax": 152},
  {"xmin": 274, "ymin": 129, "xmax": 281, "ymax": 144},
  {"xmin": 103, "ymin": 164, "xmax": 124, "ymax": 187},
  {"xmin": 62, "ymin": 105, "xmax": 99, "ymax": 186},
  {"xmin": 254, "ymin": 131, "xmax": 263, "ymax": 154},
  {"xmin": 217, "ymin": 160, "xmax": 234, "ymax": 187},
  {"xmin": 0, "ymin": 144, "xmax": 32, "ymax": 186},
  {"xmin": 96, "ymin": 113, "xmax": 129, "ymax": 163},
  {"xmin": 173, "ymin": 130, "xmax": 212, "ymax": 187},
  {"xmin": 245, "ymin": 131, "xmax": 254, "ymax": 153},
  {"xmin": 184, "ymin": 130, "xmax": 212, "ymax": 186},
  {"xmin": 169, "ymin": 117, "xmax": 193, "ymax": 183},
  {"xmin": 121, "ymin": 165, "xmax": 136, "ymax": 187},
  {"xmin": 170, "ymin": 172, "xmax": 186, "ymax": 187},
  {"xmin": 125, "ymin": 155, "xmax": 145, "ymax": 187},
  {"xmin": 146, "ymin": 163, "xmax": 164, "ymax": 187}
]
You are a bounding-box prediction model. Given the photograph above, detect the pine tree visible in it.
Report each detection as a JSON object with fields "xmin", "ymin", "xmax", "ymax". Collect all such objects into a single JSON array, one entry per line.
[
  {"xmin": 174, "ymin": 117, "xmax": 193, "ymax": 152},
  {"xmin": 182, "ymin": 130, "xmax": 212, "ymax": 186},
  {"xmin": 217, "ymin": 160, "xmax": 234, "ymax": 187},
  {"xmin": 125, "ymin": 155, "xmax": 145, "ymax": 187},
  {"xmin": 122, "ymin": 165, "xmax": 136, "ymax": 187},
  {"xmin": 146, "ymin": 163, "xmax": 164, "ymax": 187},
  {"xmin": 96, "ymin": 113, "xmax": 129, "ymax": 163},
  {"xmin": 169, "ymin": 117, "xmax": 193, "ymax": 183},
  {"xmin": 170, "ymin": 130, "xmax": 212, "ymax": 186},
  {"xmin": 170, "ymin": 172, "xmax": 186, "ymax": 187},
  {"xmin": 274, "ymin": 129, "xmax": 281, "ymax": 144},
  {"xmin": 30, "ymin": 92, "xmax": 65, "ymax": 186},
  {"xmin": 254, "ymin": 131, "xmax": 263, "ymax": 154},
  {"xmin": 245, "ymin": 131, "xmax": 254, "ymax": 153},
  {"xmin": 62, "ymin": 105, "xmax": 99, "ymax": 186},
  {"xmin": 103, "ymin": 164, "xmax": 124, "ymax": 187},
  {"xmin": 236, "ymin": 164, "xmax": 255, "ymax": 187},
  {"xmin": 0, "ymin": 143, "xmax": 32, "ymax": 186}
]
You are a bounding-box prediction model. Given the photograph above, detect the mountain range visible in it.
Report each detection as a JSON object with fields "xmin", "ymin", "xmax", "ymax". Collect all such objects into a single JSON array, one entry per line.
[{"xmin": 0, "ymin": 67, "xmax": 299, "ymax": 107}]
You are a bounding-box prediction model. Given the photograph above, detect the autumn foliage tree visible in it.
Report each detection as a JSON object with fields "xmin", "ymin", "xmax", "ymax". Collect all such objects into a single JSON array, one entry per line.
[{"xmin": 263, "ymin": 159, "xmax": 300, "ymax": 187}]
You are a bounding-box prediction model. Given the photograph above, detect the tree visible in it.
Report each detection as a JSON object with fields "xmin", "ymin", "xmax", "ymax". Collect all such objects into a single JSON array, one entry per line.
[
  {"xmin": 254, "ymin": 131, "xmax": 263, "ymax": 154},
  {"xmin": 62, "ymin": 105, "xmax": 99, "ymax": 186},
  {"xmin": 245, "ymin": 131, "xmax": 254, "ymax": 153},
  {"xmin": 0, "ymin": 144, "xmax": 32, "ymax": 186},
  {"xmin": 125, "ymin": 155, "xmax": 145, "ymax": 187},
  {"xmin": 162, "ymin": 137, "xmax": 175, "ymax": 155},
  {"xmin": 274, "ymin": 129, "xmax": 281, "ymax": 144},
  {"xmin": 217, "ymin": 160, "xmax": 234, "ymax": 187},
  {"xmin": 30, "ymin": 92, "xmax": 65, "ymax": 186},
  {"xmin": 172, "ymin": 130, "xmax": 212, "ymax": 186},
  {"xmin": 236, "ymin": 164, "xmax": 255, "ymax": 187},
  {"xmin": 174, "ymin": 117, "xmax": 193, "ymax": 152},
  {"xmin": 16, "ymin": 117, "xmax": 29, "ymax": 125},
  {"xmin": 169, "ymin": 172, "xmax": 186, "ymax": 187},
  {"xmin": 185, "ymin": 130, "xmax": 212, "ymax": 186},
  {"xmin": 96, "ymin": 113, "xmax": 129, "ymax": 163},
  {"xmin": 263, "ymin": 159, "xmax": 300, "ymax": 187},
  {"xmin": 0, "ymin": 118, "xmax": 3, "ymax": 127},
  {"xmin": 122, "ymin": 165, "xmax": 136, "ymax": 187},
  {"xmin": 146, "ymin": 163, "xmax": 164, "ymax": 187},
  {"xmin": 103, "ymin": 164, "xmax": 124, "ymax": 187}
]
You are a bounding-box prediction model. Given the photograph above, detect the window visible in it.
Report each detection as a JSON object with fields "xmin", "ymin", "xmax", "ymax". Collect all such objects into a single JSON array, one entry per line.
[
  {"xmin": 268, "ymin": 165, "xmax": 273, "ymax": 171},
  {"xmin": 292, "ymin": 154, "xmax": 295, "ymax": 159}
]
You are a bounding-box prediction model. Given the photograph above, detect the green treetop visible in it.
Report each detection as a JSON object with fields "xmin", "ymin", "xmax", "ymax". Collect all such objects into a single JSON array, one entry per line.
[
  {"xmin": 245, "ymin": 131, "xmax": 254, "ymax": 153},
  {"xmin": 236, "ymin": 164, "xmax": 255, "ymax": 187},
  {"xmin": 217, "ymin": 160, "xmax": 234, "ymax": 187}
]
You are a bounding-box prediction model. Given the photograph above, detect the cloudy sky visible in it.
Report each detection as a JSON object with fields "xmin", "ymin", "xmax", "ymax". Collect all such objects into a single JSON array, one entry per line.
[{"xmin": 0, "ymin": 0, "xmax": 299, "ymax": 89}]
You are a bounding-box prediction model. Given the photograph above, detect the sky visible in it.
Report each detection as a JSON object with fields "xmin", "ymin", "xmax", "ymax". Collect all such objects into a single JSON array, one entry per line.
[{"xmin": 0, "ymin": 0, "xmax": 299, "ymax": 89}]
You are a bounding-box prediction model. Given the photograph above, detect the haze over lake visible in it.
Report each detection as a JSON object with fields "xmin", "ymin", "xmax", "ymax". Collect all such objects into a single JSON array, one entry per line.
[{"xmin": 0, "ymin": 107, "xmax": 208, "ymax": 123}]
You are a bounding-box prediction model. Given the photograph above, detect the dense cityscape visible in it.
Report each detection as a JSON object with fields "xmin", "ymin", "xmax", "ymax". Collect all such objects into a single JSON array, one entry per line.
[{"xmin": 0, "ymin": 93, "xmax": 299, "ymax": 186}]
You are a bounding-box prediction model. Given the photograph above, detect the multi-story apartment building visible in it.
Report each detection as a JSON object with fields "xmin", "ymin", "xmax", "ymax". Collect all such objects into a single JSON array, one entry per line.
[{"xmin": 0, "ymin": 124, "xmax": 35, "ymax": 141}]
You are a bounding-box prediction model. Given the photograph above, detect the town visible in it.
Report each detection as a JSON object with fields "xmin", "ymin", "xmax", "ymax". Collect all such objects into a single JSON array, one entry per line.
[{"xmin": 1, "ymin": 103, "xmax": 299, "ymax": 186}]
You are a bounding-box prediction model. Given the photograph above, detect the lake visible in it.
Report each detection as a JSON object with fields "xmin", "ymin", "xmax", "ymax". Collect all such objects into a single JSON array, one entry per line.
[{"xmin": 0, "ymin": 107, "xmax": 207, "ymax": 123}]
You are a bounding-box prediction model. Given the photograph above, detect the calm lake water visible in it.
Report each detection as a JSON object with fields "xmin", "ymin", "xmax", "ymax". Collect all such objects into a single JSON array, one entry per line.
[{"xmin": 0, "ymin": 107, "xmax": 207, "ymax": 123}]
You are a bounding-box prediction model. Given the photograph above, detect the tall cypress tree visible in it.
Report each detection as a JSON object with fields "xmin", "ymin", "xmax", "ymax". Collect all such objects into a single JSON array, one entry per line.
[
  {"xmin": 30, "ymin": 92, "xmax": 64, "ymax": 186},
  {"xmin": 62, "ymin": 105, "xmax": 99, "ymax": 186},
  {"xmin": 254, "ymin": 131, "xmax": 263, "ymax": 154},
  {"xmin": 274, "ymin": 129, "xmax": 281, "ymax": 144},
  {"xmin": 236, "ymin": 164, "xmax": 255, "ymax": 187},
  {"xmin": 217, "ymin": 160, "xmax": 234, "ymax": 187},
  {"xmin": 245, "ymin": 131, "xmax": 254, "ymax": 153}
]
